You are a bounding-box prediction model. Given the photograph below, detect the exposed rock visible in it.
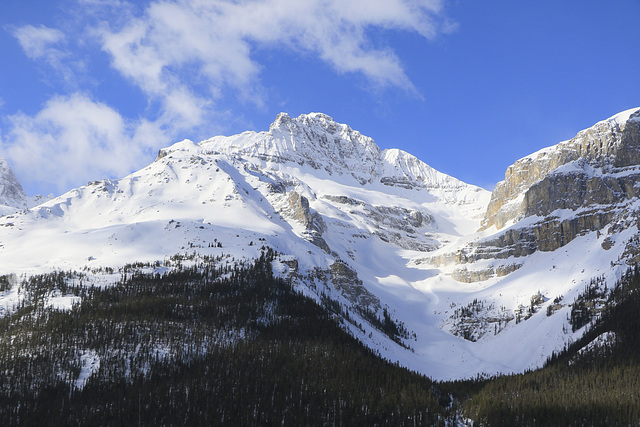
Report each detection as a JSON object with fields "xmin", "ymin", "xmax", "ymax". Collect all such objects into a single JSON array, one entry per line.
[
  {"xmin": 532, "ymin": 208, "xmax": 616, "ymax": 252},
  {"xmin": 369, "ymin": 205, "xmax": 431, "ymax": 230},
  {"xmin": 430, "ymin": 203, "xmax": 629, "ymax": 268},
  {"xmin": 432, "ymin": 109, "xmax": 640, "ymax": 267},
  {"xmin": 451, "ymin": 267, "xmax": 495, "ymax": 283},
  {"xmin": 620, "ymin": 233, "xmax": 640, "ymax": 265},
  {"xmin": 374, "ymin": 230, "xmax": 438, "ymax": 252},
  {"xmin": 601, "ymin": 237, "xmax": 614, "ymax": 250},
  {"xmin": 156, "ymin": 149, "xmax": 168, "ymax": 160},
  {"xmin": 288, "ymin": 191, "xmax": 313, "ymax": 229},
  {"xmin": 280, "ymin": 190, "xmax": 330, "ymax": 253},
  {"xmin": 307, "ymin": 234, "xmax": 332, "ymax": 254},
  {"xmin": 0, "ymin": 160, "xmax": 28, "ymax": 212},
  {"xmin": 451, "ymin": 263, "xmax": 522, "ymax": 283},
  {"xmin": 266, "ymin": 181, "xmax": 286, "ymax": 194},
  {"xmin": 282, "ymin": 258, "xmax": 298, "ymax": 271},
  {"xmin": 496, "ymin": 263, "xmax": 522, "ymax": 277},
  {"xmin": 481, "ymin": 109, "xmax": 640, "ymax": 231},
  {"xmin": 323, "ymin": 193, "xmax": 438, "ymax": 252},
  {"xmin": 474, "ymin": 208, "xmax": 615, "ymax": 263},
  {"xmin": 330, "ymin": 260, "xmax": 380, "ymax": 311},
  {"xmin": 442, "ymin": 299, "xmax": 514, "ymax": 342},
  {"xmin": 380, "ymin": 176, "xmax": 416, "ymax": 189},
  {"xmin": 323, "ymin": 194, "xmax": 363, "ymax": 206},
  {"xmin": 287, "ymin": 190, "xmax": 327, "ymax": 233}
]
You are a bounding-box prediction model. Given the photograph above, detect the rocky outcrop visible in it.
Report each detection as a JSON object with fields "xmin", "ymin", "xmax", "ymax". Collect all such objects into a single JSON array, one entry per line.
[
  {"xmin": 442, "ymin": 298, "xmax": 515, "ymax": 342},
  {"xmin": 288, "ymin": 191, "xmax": 321, "ymax": 231},
  {"xmin": 0, "ymin": 160, "xmax": 28, "ymax": 214},
  {"xmin": 479, "ymin": 206, "xmax": 616, "ymax": 258},
  {"xmin": 330, "ymin": 260, "xmax": 381, "ymax": 310},
  {"xmin": 451, "ymin": 263, "xmax": 522, "ymax": 283},
  {"xmin": 432, "ymin": 206, "xmax": 622, "ymax": 267},
  {"xmin": 286, "ymin": 190, "xmax": 330, "ymax": 253},
  {"xmin": 481, "ymin": 108, "xmax": 640, "ymax": 231},
  {"xmin": 523, "ymin": 169, "xmax": 638, "ymax": 218},
  {"xmin": 323, "ymin": 193, "xmax": 438, "ymax": 252},
  {"xmin": 428, "ymin": 108, "xmax": 640, "ymax": 268}
]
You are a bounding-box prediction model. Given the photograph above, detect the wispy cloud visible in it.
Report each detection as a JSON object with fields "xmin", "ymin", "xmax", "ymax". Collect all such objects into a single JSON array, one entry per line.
[
  {"xmin": 9, "ymin": 24, "xmax": 86, "ymax": 86},
  {"xmin": 10, "ymin": 24, "xmax": 66, "ymax": 61},
  {"xmin": 98, "ymin": 0, "xmax": 450, "ymax": 125}
]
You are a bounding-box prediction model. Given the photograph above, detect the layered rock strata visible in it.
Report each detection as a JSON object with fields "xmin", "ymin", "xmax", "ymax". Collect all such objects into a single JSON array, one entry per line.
[
  {"xmin": 482, "ymin": 108, "xmax": 640, "ymax": 232},
  {"xmin": 430, "ymin": 108, "xmax": 640, "ymax": 276}
]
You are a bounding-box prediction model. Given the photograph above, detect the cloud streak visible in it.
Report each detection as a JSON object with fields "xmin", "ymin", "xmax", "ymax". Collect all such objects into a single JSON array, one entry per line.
[
  {"xmin": 9, "ymin": 24, "xmax": 89, "ymax": 87},
  {"xmin": 97, "ymin": 0, "xmax": 450, "ymax": 130},
  {"xmin": 101, "ymin": 0, "xmax": 447, "ymax": 97},
  {"xmin": 10, "ymin": 25, "xmax": 66, "ymax": 61}
]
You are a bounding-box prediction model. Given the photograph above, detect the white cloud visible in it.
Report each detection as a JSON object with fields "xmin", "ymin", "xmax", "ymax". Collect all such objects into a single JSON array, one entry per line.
[
  {"xmin": 0, "ymin": 93, "xmax": 169, "ymax": 194},
  {"xmin": 9, "ymin": 24, "xmax": 85, "ymax": 85},
  {"xmin": 10, "ymin": 25, "xmax": 66, "ymax": 60},
  {"xmin": 238, "ymin": 0, "xmax": 446, "ymax": 86},
  {"xmin": 98, "ymin": 0, "xmax": 450, "ymax": 127}
]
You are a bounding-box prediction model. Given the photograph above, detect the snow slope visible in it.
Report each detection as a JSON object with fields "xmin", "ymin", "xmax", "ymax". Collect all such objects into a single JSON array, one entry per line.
[{"xmin": 0, "ymin": 111, "xmax": 637, "ymax": 380}]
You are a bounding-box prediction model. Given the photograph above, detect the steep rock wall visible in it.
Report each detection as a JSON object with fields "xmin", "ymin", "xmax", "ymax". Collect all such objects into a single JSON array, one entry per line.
[{"xmin": 482, "ymin": 109, "xmax": 640, "ymax": 231}]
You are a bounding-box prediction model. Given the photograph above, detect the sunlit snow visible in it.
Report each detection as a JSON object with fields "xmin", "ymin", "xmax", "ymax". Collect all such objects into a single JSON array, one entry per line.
[{"xmin": 0, "ymin": 112, "xmax": 637, "ymax": 381}]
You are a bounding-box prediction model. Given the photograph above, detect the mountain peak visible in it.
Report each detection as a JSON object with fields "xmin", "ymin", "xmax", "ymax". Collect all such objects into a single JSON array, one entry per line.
[
  {"xmin": 201, "ymin": 112, "xmax": 481, "ymax": 193},
  {"xmin": 269, "ymin": 112, "xmax": 336, "ymax": 131},
  {"xmin": 269, "ymin": 112, "xmax": 294, "ymax": 131},
  {"xmin": 203, "ymin": 112, "xmax": 379, "ymax": 184}
]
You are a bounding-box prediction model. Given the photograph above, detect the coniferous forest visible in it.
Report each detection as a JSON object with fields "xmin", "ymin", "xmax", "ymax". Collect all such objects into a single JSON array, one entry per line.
[
  {"xmin": 1, "ymin": 249, "xmax": 640, "ymax": 425},
  {"xmin": 0, "ymin": 250, "xmax": 452, "ymax": 426}
]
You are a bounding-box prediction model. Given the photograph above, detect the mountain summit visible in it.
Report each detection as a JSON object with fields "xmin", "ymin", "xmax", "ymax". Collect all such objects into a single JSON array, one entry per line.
[{"xmin": 201, "ymin": 112, "xmax": 473, "ymax": 191}]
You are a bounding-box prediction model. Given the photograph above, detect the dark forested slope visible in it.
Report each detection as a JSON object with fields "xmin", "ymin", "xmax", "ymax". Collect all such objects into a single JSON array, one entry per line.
[{"xmin": 0, "ymin": 250, "xmax": 452, "ymax": 426}]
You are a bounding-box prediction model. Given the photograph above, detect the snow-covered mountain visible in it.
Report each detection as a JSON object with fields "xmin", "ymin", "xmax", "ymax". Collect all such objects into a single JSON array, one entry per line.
[{"xmin": 1, "ymin": 109, "xmax": 639, "ymax": 380}]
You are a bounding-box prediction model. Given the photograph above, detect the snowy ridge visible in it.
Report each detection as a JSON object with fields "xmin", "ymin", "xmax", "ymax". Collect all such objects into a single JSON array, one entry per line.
[
  {"xmin": 202, "ymin": 112, "xmax": 473, "ymax": 192},
  {"xmin": 381, "ymin": 148, "xmax": 457, "ymax": 187},
  {"xmin": 519, "ymin": 107, "xmax": 640, "ymax": 164},
  {"xmin": 0, "ymin": 159, "xmax": 54, "ymax": 216},
  {"xmin": 481, "ymin": 106, "xmax": 640, "ymax": 231},
  {"xmin": 601, "ymin": 106, "xmax": 640, "ymax": 126}
]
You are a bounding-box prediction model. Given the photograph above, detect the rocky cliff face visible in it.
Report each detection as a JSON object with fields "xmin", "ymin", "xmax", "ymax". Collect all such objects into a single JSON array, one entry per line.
[
  {"xmin": 428, "ymin": 107, "xmax": 640, "ymax": 275},
  {"xmin": 0, "ymin": 160, "xmax": 28, "ymax": 215},
  {"xmin": 468, "ymin": 108, "xmax": 640, "ymax": 259},
  {"xmin": 482, "ymin": 108, "xmax": 640, "ymax": 231}
]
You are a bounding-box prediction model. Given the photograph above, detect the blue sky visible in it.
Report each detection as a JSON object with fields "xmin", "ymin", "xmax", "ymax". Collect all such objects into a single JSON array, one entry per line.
[{"xmin": 1, "ymin": 0, "xmax": 639, "ymax": 196}]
